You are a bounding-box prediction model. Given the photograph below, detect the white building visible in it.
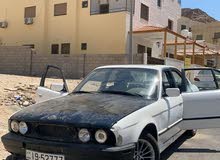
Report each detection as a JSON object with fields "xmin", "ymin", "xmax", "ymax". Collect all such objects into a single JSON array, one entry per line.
[{"xmin": 133, "ymin": 0, "xmax": 181, "ymax": 32}]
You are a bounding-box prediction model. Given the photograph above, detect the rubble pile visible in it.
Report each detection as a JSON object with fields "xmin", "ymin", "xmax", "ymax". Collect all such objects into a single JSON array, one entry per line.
[{"xmin": 3, "ymin": 83, "xmax": 37, "ymax": 108}]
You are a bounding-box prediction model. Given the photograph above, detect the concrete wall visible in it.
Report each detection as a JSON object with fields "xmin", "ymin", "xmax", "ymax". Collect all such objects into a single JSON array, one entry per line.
[
  {"xmin": 0, "ymin": 46, "xmax": 144, "ymax": 78},
  {"xmin": 165, "ymin": 58, "xmax": 184, "ymax": 70},
  {"xmin": 0, "ymin": 46, "xmax": 32, "ymax": 75}
]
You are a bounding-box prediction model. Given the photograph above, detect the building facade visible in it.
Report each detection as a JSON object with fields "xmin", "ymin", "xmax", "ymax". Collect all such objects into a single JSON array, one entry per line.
[
  {"xmin": 178, "ymin": 17, "xmax": 220, "ymax": 46},
  {"xmin": 0, "ymin": 0, "xmax": 181, "ymax": 57},
  {"xmin": 178, "ymin": 17, "xmax": 220, "ymax": 68}
]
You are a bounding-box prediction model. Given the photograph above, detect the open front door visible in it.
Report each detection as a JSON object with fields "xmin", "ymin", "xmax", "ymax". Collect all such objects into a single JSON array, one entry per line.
[
  {"xmin": 181, "ymin": 68, "xmax": 220, "ymax": 130},
  {"xmin": 36, "ymin": 65, "xmax": 69, "ymax": 103}
]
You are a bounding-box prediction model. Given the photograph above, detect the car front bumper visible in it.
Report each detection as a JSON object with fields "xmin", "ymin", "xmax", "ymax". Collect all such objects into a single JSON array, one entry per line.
[{"xmin": 2, "ymin": 133, "xmax": 135, "ymax": 160}]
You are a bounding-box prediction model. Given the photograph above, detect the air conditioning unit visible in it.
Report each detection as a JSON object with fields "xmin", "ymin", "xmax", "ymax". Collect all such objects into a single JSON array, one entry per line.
[
  {"xmin": 24, "ymin": 17, "xmax": 34, "ymax": 25},
  {"xmin": 0, "ymin": 21, "xmax": 8, "ymax": 28}
]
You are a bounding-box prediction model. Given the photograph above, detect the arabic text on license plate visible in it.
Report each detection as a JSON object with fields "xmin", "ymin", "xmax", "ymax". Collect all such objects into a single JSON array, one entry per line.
[{"xmin": 26, "ymin": 150, "xmax": 65, "ymax": 160}]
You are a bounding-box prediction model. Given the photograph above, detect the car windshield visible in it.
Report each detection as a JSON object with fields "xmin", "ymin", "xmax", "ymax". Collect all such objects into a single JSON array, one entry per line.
[{"xmin": 74, "ymin": 68, "xmax": 159, "ymax": 100}]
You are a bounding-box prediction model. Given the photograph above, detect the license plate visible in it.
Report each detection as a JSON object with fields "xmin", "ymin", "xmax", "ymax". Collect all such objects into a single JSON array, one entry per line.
[{"xmin": 26, "ymin": 150, "xmax": 65, "ymax": 160}]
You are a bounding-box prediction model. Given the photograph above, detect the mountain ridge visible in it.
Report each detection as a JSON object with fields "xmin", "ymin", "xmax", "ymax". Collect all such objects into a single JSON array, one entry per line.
[{"xmin": 182, "ymin": 8, "xmax": 217, "ymax": 23}]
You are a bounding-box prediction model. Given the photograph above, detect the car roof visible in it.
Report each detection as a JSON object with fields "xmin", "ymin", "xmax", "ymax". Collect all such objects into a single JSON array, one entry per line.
[{"xmin": 96, "ymin": 65, "xmax": 175, "ymax": 71}]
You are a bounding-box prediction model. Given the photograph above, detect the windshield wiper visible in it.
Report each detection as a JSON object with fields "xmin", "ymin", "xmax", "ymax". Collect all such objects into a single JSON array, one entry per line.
[
  {"xmin": 73, "ymin": 91, "xmax": 93, "ymax": 94},
  {"xmin": 99, "ymin": 90, "xmax": 144, "ymax": 97}
]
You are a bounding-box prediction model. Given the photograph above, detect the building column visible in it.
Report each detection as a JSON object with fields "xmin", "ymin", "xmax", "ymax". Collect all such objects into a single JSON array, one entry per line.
[
  {"xmin": 203, "ymin": 48, "xmax": 206, "ymax": 66},
  {"xmin": 184, "ymin": 39, "xmax": 187, "ymax": 63},
  {"xmin": 163, "ymin": 30, "xmax": 167, "ymax": 58},
  {"xmin": 174, "ymin": 36, "xmax": 178, "ymax": 59},
  {"xmin": 192, "ymin": 43, "xmax": 195, "ymax": 64}
]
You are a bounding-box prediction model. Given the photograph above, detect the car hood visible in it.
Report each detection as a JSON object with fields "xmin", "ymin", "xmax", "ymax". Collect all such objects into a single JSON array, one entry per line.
[{"xmin": 11, "ymin": 93, "xmax": 156, "ymax": 128}]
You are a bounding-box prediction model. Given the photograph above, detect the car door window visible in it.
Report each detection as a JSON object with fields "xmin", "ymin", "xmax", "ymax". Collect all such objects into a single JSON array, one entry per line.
[
  {"xmin": 185, "ymin": 69, "xmax": 217, "ymax": 91},
  {"xmin": 40, "ymin": 65, "xmax": 68, "ymax": 92},
  {"xmin": 214, "ymin": 70, "xmax": 220, "ymax": 87},
  {"xmin": 171, "ymin": 70, "xmax": 182, "ymax": 91},
  {"xmin": 162, "ymin": 71, "xmax": 175, "ymax": 96}
]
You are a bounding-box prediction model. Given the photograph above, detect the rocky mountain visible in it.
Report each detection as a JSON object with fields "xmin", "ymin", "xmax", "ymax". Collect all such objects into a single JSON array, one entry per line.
[{"xmin": 182, "ymin": 8, "xmax": 217, "ymax": 23}]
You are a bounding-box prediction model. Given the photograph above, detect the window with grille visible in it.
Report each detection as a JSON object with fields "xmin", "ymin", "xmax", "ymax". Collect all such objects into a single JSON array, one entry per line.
[
  {"xmin": 51, "ymin": 44, "xmax": 59, "ymax": 54},
  {"xmin": 157, "ymin": 0, "xmax": 161, "ymax": 7},
  {"xmin": 81, "ymin": 43, "xmax": 87, "ymax": 50},
  {"xmin": 24, "ymin": 6, "xmax": 36, "ymax": 18},
  {"xmin": 82, "ymin": 1, "xmax": 88, "ymax": 8},
  {"xmin": 141, "ymin": 3, "xmax": 149, "ymax": 21},
  {"xmin": 61, "ymin": 43, "xmax": 70, "ymax": 54},
  {"xmin": 168, "ymin": 19, "xmax": 173, "ymax": 30},
  {"xmin": 147, "ymin": 47, "xmax": 152, "ymax": 57},
  {"xmin": 196, "ymin": 35, "xmax": 203, "ymax": 40},
  {"xmin": 54, "ymin": 3, "xmax": 67, "ymax": 16},
  {"xmin": 181, "ymin": 25, "xmax": 186, "ymax": 30},
  {"xmin": 100, "ymin": 4, "xmax": 109, "ymax": 14},
  {"xmin": 214, "ymin": 32, "xmax": 220, "ymax": 39},
  {"xmin": 137, "ymin": 44, "xmax": 146, "ymax": 54}
]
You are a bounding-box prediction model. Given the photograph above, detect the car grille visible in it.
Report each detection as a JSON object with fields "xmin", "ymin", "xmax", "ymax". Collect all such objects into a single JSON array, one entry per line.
[{"xmin": 26, "ymin": 123, "xmax": 78, "ymax": 143}]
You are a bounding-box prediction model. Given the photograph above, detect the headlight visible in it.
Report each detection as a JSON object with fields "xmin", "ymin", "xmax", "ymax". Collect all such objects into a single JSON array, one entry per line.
[
  {"xmin": 10, "ymin": 120, "xmax": 19, "ymax": 133},
  {"xmin": 95, "ymin": 130, "xmax": 107, "ymax": 144},
  {"xmin": 78, "ymin": 129, "xmax": 90, "ymax": 143},
  {"xmin": 19, "ymin": 122, "xmax": 28, "ymax": 135}
]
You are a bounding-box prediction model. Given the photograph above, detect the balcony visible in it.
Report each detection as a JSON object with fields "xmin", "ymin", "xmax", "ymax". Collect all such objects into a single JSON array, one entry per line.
[{"xmin": 90, "ymin": 0, "xmax": 133, "ymax": 15}]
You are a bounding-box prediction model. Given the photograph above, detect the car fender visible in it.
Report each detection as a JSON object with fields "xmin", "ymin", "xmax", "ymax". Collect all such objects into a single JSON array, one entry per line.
[{"xmin": 111, "ymin": 102, "xmax": 159, "ymax": 146}]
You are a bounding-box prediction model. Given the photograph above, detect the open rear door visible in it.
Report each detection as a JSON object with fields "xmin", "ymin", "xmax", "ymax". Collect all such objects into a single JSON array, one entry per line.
[
  {"xmin": 36, "ymin": 65, "xmax": 69, "ymax": 103},
  {"xmin": 181, "ymin": 68, "xmax": 220, "ymax": 130}
]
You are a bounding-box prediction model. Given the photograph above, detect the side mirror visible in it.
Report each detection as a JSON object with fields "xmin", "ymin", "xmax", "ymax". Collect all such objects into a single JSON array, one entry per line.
[
  {"xmin": 50, "ymin": 83, "xmax": 65, "ymax": 92},
  {"xmin": 166, "ymin": 88, "xmax": 180, "ymax": 97}
]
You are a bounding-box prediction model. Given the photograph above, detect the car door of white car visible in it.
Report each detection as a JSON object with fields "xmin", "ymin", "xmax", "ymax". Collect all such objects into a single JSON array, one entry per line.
[
  {"xmin": 181, "ymin": 68, "xmax": 220, "ymax": 130},
  {"xmin": 162, "ymin": 69, "xmax": 183, "ymax": 127},
  {"xmin": 36, "ymin": 65, "xmax": 69, "ymax": 103}
]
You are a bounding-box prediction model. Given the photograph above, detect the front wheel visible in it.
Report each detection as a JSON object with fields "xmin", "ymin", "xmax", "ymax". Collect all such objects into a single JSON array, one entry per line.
[
  {"xmin": 186, "ymin": 129, "xmax": 197, "ymax": 137},
  {"xmin": 134, "ymin": 134, "xmax": 160, "ymax": 160}
]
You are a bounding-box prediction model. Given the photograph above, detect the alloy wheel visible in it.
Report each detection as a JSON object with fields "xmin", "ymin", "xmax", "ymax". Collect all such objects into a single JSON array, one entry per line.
[{"xmin": 134, "ymin": 139, "xmax": 155, "ymax": 160}]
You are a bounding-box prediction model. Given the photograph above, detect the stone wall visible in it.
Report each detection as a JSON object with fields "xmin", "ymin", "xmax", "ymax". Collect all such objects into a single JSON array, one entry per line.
[
  {"xmin": 0, "ymin": 46, "xmax": 32, "ymax": 75},
  {"xmin": 0, "ymin": 46, "xmax": 145, "ymax": 79}
]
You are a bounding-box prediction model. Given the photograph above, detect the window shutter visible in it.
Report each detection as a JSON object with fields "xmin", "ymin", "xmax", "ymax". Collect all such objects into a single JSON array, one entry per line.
[
  {"xmin": 54, "ymin": 3, "xmax": 67, "ymax": 16},
  {"xmin": 24, "ymin": 6, "xmax": 36, "ymax": 18}
]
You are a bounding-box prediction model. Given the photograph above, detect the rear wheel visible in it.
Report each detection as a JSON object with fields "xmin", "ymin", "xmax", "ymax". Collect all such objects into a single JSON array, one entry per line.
[
  {"xmin": 186, "ymin": 129, "xmax": 197, "ymax": 137},
  {"xmin": 134, "ymin": 134, "xmax": 160, "ymax": 160}
]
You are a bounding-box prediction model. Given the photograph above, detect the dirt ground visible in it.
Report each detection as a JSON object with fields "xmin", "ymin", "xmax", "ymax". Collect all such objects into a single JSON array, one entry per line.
[{"xmin": 0, "ymin": 74, "xmax": 80, "ymax": 159}]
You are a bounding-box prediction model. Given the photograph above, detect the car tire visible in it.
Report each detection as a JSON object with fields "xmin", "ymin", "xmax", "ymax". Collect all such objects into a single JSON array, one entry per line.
[
  {"xmin": 8, "ymin": 154, "xmax": 24, "ymax": 160},
  {"xmin": 186, "ymin": 129, "xmax": 197, "ymax": 137},
  {"xmin": 134, "ymin": 133, "xmax": 160, "ymax": 160}
]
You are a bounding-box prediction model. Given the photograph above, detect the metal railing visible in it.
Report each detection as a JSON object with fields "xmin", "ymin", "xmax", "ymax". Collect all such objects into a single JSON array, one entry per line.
[{"xmin": 90, "ymin": 0, "xmax": 132, "ymax": 15}]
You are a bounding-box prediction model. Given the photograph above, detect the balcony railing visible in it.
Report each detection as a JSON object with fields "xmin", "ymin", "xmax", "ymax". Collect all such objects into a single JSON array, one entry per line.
[{"xmin": 90, "ymin": 0, "xmax": 133, "ymax": 15}]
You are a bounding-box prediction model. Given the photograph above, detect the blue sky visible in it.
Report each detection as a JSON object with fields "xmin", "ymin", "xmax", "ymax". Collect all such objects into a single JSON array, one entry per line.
[{"xmin": 182, "ymin": 0, "xmax": 220, "ymax": 21}]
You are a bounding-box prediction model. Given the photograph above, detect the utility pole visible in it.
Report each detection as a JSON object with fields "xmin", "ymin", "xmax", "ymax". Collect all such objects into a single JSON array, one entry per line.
[{"xmin": 128, "ymin": 0, "xmax": 134, "ymax": 64}]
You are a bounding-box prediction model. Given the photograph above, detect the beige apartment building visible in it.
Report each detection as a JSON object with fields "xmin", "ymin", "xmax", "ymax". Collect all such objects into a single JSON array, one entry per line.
[
  {"xmin": 178, "ymin": 17, "xmax": 220, "ymax": 46},
  {"xmin": 0, "ymin": 0, "xmax": 181, "ymax": 57},
  {"xmin": 178, "ymin": 17, "xmax": 220, "ymax": 67}
]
